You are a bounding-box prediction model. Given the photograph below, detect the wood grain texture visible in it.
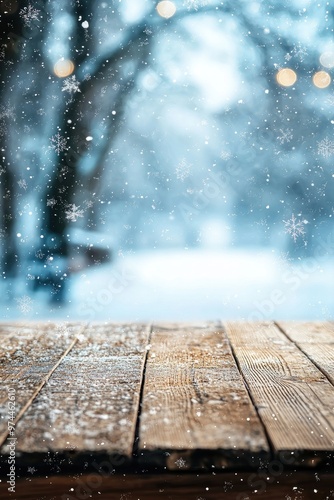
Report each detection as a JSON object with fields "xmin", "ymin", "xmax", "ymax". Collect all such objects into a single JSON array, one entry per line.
[
  {"xmin": 139, "ymin": 323, "xmax": 270, "ymax": 469},
  {"xmin": 0, "ymin": 323, "xmax": 85, "ymax": 447},
  {"xmin": 1, "ymin": 471, "xmax": 333, "ymax": 500},
  {"xmin": 278, "ymin": 321, "xmax": 334, "ymax": 344},
  {"xmin": 278, "ymin": 321, "xmax": 334, "ymax": 386},
  {"xmin": 224, "ymin": 321, "xmax": 334, "ymax": 459},
  {"xmin": 1, "ymin": 323, "xmax": 150, "ymax": 464}
]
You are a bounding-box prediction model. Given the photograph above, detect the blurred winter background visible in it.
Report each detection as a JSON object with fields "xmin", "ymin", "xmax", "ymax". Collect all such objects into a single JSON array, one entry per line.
[{"xmin": 0, "ymin": 0, "xmax": 333, "ymax": 321}]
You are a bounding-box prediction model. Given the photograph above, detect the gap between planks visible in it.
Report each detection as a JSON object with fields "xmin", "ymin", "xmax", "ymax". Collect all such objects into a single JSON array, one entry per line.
[
  {"xmin": 138, "ymin": 322, "xmax": 270, "ymax": 469},
  {"xmin": 223, "ymin": 321, "xmax": 334, "ymax": 465},
  {"xmin": 132, "ymin": 323, "xmax": 153, "ymax": 458},
  {"xmin": 276, "ymin": 321, "xmax": 334, "ymax": 388},
  {"xmin": 1, "ymin": 323, "xmax": 151, "ymax": 464},
  {"xmin": 219, "ymin": 320, "xmax": 276, "ymax": 459}
]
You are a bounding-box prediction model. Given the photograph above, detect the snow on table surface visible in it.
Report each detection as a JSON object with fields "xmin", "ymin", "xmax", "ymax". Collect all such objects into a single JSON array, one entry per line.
[{"xmin": 1, "ymin": 248, "xmax": 333, "ymax": 321}]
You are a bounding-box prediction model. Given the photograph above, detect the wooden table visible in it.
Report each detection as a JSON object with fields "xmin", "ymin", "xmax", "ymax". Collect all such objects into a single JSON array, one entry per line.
[{"xmin": 0, "ymin": 321, "xmax": 333, "ymax": 499}]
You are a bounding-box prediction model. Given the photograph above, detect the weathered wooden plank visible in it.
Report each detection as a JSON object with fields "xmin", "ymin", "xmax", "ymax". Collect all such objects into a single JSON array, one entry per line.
[
  {"xmin": 138, "ymin": 323, "xmax": 270, "ymax": 469},
  {"xmin": 1, "ymin": 324, "xmax": 150, "ymax": 464},
  {"xmin": 277, "ymin": 321, "xmax": 334, "ymax": 386},
  {"xmin": 1, "ymin": 471, "xmax": 333, "ymax": 500},
  {"xmin": 224, "ymin": 321, "xmax": 334, "ymax": 461},
  {"xmin": 0, "ymin": 323, "xmax": 85, "ymax": 447},
  {"xmin": 278, "ymin": 321, "xmax": 334, "ymax": 344}
]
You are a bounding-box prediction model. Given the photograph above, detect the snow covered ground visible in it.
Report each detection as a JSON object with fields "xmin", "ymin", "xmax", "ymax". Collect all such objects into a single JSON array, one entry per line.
[{"xmin": 1, "ymin": 248, "xmax": 333, "ymax": 321}]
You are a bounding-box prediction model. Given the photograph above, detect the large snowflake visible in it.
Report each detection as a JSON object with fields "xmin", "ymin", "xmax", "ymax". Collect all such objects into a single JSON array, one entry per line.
[
  {"xmin": 65, "ymin": 204, "xmax": 84, "ymax": 222},
  {"xmin": 50, "ymin": 133, "xmax": 68, "ymax": 155},
  {"xmin": 20, "ymin": 5, "xmax": 41, "ymax": 27},
  {"xmin": 16, "ymin": 296, "xmax": 34, "ymax": 314},
  {"xmin": 62, "ymin": 76, "xmax": 81, "ymax": 95},
  {"xmin": 317, "ymin": 137, "xmax": 334, "ymax": 158},
  {"xmin": 283, "ymin": 214, "xmax": 306, "ymax": 242},
  {"xmin": 277, "ymin": 128, "xmax": 293, "ymax": 144}
]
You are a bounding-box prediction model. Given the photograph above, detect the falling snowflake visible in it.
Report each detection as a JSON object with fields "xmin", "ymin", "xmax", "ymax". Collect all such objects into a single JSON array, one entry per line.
[
  {"xmin": 0, "ymin": 166, "xmax": 6, "ymax": 175},
  {"xmin": 292, "ymin": 43, "xmax": 308, "ymax": 61},
  {"xmin": 325, "ymin": 94, "xmax": 334, "ymax": 106},
  {"xmin": 174, "ymin": 457, "xmax": 187, "ymax": 468},
  {"xmin": 0, "ymin": 104, "xmax": 15, "ymax": 120},
  {"xmin": 50, "ymin": 133, "xmax": 68, "ymax": 155},
  {"xmin": 84, "ymin": 199, "xmax": 94, "ymax": 208},
  {"xmin": 17, "ymin": 179, "xmax": 28, "ymax": 190},
  {"xmin": 277, "ymin": 128, "xmax": 293, "ymax": 144},
  {"xmin": 223, "ymin": 481, "xmax": 233, "ymax": 492},
  {"xmin": 35, "ymin": 249, "xmax": 45, "ymax": 260},
  {"xmin": 20, "ymin": 5, "xmax": 41, "ymax": 27},
  {"xmin": 184, "ymin": 0, "xmax": 208, "ymax": 10},
  {"xmin": 175, "ymin": 158, "xmax": 191, "ymax": 181},
  {"xmin": 16, "ymin": 296, "xmax": 33, "ymax": 314},
  {"xmin": 317, "ymin": 137, "xmax": 334, "ymax": 158},
  {"xmin": 283, "ymin": 214, "xmax": 307, "ymax": 242},
  {"xmin": 62, "ymin": 76, "xmax": 81, "ymax": 95},
  {"xmin": 46, "ymin": 198, "xmax": 57, "ymax": 207},
  {"xmin": 27, "ymin": 466, "xmax": 37, "ymax": 474},
  {"xmin": 65, "ymin": 204, "xmax": 84, "ymax": 222}
]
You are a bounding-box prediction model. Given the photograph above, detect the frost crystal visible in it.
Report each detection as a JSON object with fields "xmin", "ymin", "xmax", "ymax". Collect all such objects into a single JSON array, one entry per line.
[
  {"xmin": 175, "ymin": 158, "xmax": 191, "ymax": 181},
  {"xmin": 317, "ymin": 137, "xmax": 334, "ymax": 158},
  {"xmin": 277, "ymin": 128, "xmax": 293, "ymax": 144},
  {"xmin": 20, "ymin": 5, "xmax": 41, "ymax": 27},
  {"xmin": 16, "ymin": 296, "xmax": 33, "ymax": 314},
  {"xmin": 50, "ymin": 133, "xmax": 68, "ymax": 155},
  {"xmin": 283, "ymin": 214, "xmax": 306, "ymax": 242},
  {"xmin": 62, "ymin": 76, "xmax": 81, "ymax": 95},
  {"xmin": 65, "ymin": 204, "xmax": 84, "ymax": 222}
]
